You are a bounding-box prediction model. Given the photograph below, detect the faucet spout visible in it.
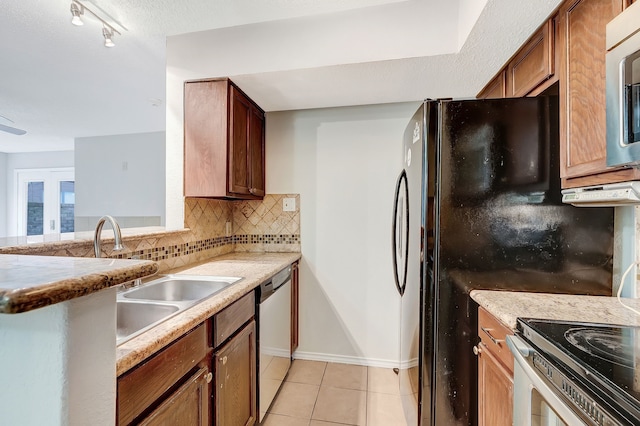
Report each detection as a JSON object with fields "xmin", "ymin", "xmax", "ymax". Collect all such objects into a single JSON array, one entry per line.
[{"xmin": 94, "ymin": 215, "xmax": 124, "ymax": 258}]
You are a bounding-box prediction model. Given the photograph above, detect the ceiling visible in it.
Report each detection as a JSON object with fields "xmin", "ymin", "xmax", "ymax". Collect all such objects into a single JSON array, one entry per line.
[{"xmin": 0, "ymin": 0, "xmax": 563, "ymax": 154}]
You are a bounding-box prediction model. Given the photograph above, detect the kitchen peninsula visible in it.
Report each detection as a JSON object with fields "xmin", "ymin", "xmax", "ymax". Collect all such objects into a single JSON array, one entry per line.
[{"xmin": 0, "ymin": 254, "xmax": 158, "ymax": 426}]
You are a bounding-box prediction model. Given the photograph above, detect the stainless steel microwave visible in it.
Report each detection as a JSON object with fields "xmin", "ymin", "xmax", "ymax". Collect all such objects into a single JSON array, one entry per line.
[{"xmin": 606, "ymin": 2, "xmax": 640, "ymax": 167}]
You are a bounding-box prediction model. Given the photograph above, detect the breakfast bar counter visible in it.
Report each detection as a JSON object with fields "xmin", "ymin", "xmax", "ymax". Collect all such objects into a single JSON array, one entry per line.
[{"xmin": 0, "ymin": 254, "xmax": 158, "ymax": 313}]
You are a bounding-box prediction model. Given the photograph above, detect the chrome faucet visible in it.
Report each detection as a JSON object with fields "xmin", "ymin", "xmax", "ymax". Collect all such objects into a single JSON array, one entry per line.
[{"xmin": 93, "ymin": 215, "xmax": 124, "ymax": 258}]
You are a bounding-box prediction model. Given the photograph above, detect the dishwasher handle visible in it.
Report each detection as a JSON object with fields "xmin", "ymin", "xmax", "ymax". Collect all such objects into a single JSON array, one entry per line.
[{"xmin": 259, "ymin": 265, "xmax": 292, "ymax": 303}]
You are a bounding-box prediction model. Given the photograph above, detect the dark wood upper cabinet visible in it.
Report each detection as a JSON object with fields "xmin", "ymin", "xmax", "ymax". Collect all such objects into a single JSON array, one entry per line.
[
  {"xmin": 478, "ymin": 0, "xmax": 639, "ymax": 188},
  {"xmin": 558, "ymin": 0, "xmax": 640, "ymax": 187},
  {"xmin": 184, "ymin": 78, "xmax": 265, "ymax": 199},
  {"xmin": 477, "ymin": 70, "xmax": 507, "ymax": 99},
  {"xmin": 477, "ymin": 19, "xmax": 556, "ymax": 99},
  {"xmin": 507, "ymin": 20, "xmax": 555, "ymax": 97}
]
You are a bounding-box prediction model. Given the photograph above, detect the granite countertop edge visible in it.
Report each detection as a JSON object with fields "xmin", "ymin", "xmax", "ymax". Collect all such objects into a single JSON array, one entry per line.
[
  {"xmin": 116, "ymin": 251, "xmax": 302, "ymax": 377},
  {"xmin": 0, "ymin": 256, "xmax": 159, "ymax": 314},
  {"xmin": 0, "ymin": 228, "xmax": 191, "ymax": 254},
  {"xmin": 470, "ymin": 289, "xmax": 640, "ymax": 332}
]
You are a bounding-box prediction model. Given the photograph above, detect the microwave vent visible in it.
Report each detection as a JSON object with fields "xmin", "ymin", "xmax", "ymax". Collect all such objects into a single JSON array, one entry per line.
[{"xmin": 561, "ymin": 181, "xmax": 640, "ymax": 206}]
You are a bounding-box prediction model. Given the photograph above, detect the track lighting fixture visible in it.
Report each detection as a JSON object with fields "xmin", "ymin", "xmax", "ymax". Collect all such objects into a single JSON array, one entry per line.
[
  {"xmin": 102, "ymin": 26, "xmax": 115, "ymax": 48},
  {"xmin": 70, "ymin": 3, "xmax": 83, "ymax": 26},
  {"xmin": 69, "ymin": 0, "xmax": 121, "ymax": 48}
]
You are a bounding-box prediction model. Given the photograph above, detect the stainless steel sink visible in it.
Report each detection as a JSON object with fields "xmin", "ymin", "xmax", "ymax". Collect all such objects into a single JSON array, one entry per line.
[
  {"xmin": 117, "ymin": 301, "xmax": 180, "ymax": 343},
  {"xmin": 122, "ymin": 276, "xmax": 240, "ymax": 302},
  {"xmin": 116, "ymin": 274, "xmax": 242, "ymax": 345}
]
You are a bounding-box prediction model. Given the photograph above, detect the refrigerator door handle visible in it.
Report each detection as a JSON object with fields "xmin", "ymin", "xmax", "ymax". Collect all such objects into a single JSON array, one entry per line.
[{"xmin": 392, "ymin": 170, "xmax": 409, "ymax": 296}]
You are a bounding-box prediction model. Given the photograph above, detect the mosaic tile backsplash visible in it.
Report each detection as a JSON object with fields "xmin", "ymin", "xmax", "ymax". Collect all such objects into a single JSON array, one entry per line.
[{"xmin": 0, "ymin": 194, "xmax": 300, "ymax": 273}]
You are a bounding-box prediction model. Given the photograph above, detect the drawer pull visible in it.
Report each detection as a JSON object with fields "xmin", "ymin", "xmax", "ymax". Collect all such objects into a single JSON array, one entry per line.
[
  {"xmin": 221, "ymin": 356, "xmax": 228, "ymax": 365},
  {"xmin": 481, "ymin": 327, "xmax": 504, "ymax": 345},
  {"xmin": 206, "ymin": 372, "xmax": 213, "ymax": 383}
]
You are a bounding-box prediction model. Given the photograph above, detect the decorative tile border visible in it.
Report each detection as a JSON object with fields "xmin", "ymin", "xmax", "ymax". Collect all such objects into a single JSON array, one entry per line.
[
  {"xmin": 113, "ymin": 236, "xmax": 235, "ymax": 261},
  {"xmin": 112, "ymin": 234, "xmax": 300, "ymax": 263}
]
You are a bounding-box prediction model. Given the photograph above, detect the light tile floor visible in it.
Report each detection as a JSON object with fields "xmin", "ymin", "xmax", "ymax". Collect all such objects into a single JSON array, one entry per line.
[{"xmin": 262, "ymin": 360, "xmax": 409, "ymax": 426}]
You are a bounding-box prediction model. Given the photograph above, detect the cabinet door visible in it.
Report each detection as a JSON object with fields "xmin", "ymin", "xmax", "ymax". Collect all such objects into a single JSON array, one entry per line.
[
  {"xmin": 139, "ymin": 366, "xmax": 211, "ymax": 426},
  {"xmin": 183, "ymin": 80, "xmax": 229, "ymax": 198},
  {"xmin": 477, "ymin": 70, "xmax": 507, "ymax": 99},
  {"xmin": 229, "ymin": 86, "xmax": 252, "ymax": 196},
  {"xmin": 248, "ymin": 107, "xmax": 265, "ymax": 197},
  {"xmin": 507, "ymin": 20, "xmax": 555, "ymax": 97},
  {"xmin": 477, "ymin": 342, "xmax": 513, "ymax": 426},
  {"xmin": 214, "ymin": 320, "xmax": 257, "ymax": 426},
  {"xmin": 558, "ymin": 0, "xmax": 627, "ymax": 181}
]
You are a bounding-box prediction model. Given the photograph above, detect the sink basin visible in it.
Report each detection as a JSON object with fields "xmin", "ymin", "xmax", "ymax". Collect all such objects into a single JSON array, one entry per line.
[
  {"xmin": 116, "ymin": 274, "xmax": 243, "ymax": 345},
  {"xmin": 116, "ymin": 301, "xmax": 180, "ymax": 343},
  {"xmin": 122, "ymin": 275, "xmax": 241, "ymax": 302}
]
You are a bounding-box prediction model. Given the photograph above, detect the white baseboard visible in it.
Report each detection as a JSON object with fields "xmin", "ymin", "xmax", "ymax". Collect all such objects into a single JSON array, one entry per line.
[{"xmin": 292, "ymin": 350, "xmax": 404, "ymax": 369}]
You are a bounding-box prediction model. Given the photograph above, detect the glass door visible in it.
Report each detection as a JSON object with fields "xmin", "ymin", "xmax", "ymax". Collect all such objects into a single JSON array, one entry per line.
[{"xmin": 16, "ymin": 168, "xmax": 75, "ymax": 237}]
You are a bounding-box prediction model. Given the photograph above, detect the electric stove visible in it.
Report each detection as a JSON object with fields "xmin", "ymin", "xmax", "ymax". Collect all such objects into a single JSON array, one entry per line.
[{"xmin": 516, "ymin": 318, "xmax": 640, "ymax": 425}]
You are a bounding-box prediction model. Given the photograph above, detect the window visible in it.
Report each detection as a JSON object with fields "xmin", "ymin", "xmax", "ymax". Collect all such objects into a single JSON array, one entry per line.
[{"xmin": 16, "ymin": 168, "xmax": 75, "ymax": 237}]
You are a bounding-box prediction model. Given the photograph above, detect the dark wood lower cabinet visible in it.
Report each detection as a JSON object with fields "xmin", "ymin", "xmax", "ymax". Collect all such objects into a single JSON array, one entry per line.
[
  {"xmin": 477, "ymin": 342, "xmax": 513, "ymax": 426},
  {"xmin": 214, "ymin": 320, "xmax": 257, "ymax": 426},
  {"xmin": 117, "ymin": 289, "xmax": 266, "ymax": 426},
  {"xmin": 117, "ymin": 325, "xmax": 209, "ymax": 425},
  {"xmin": 139, "ymin": 366, "xmax": 211, "ymax": 426},
  {"xmin": 291, "ymin": 261, "xmax": 299, "ymax": 353},
  {"xmin": 477, "ymin": 307, "xmax": 514, "ymax": 426}
]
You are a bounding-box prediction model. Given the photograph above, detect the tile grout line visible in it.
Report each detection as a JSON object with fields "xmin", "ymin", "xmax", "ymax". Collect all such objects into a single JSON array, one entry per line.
[{"xmin": 309, "ymin": 361, "xmax": 328, "ymax": 423}]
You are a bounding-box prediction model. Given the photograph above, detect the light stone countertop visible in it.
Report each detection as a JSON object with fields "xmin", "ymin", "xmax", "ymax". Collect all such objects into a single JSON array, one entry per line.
[
  {"xmin": 116, "ymin": 251, "xmax": 301, "ymax": 376},
  {"xmin": 470, "ymin": 290, "xmax": 640, "ymax": 331},
  {"xmin": 0, "ymin": 254, "xmax": 158, "ymax": 313}
]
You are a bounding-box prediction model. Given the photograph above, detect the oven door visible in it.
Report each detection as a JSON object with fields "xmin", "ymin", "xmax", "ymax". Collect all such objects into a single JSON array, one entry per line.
[{"xmin": 507, "ymin": 335, "xmax": 588, "ymax": 426}]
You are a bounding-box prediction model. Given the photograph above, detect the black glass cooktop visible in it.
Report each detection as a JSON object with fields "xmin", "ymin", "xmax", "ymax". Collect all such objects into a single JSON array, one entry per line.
[{"xmin": 517, "ymin": 318, "xmax": 640, "ymax": 421}]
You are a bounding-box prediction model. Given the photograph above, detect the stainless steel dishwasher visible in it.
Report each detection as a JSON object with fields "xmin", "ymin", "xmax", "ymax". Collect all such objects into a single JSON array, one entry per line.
[{"xmin": 258, "ymin": 265, "xmax": 292, "ymax": 422}]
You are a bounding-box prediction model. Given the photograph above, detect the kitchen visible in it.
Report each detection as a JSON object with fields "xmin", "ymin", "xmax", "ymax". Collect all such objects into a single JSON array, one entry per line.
[{"xmin": 2, "ymin": 0, "xmax": 640, "ymax": 425}]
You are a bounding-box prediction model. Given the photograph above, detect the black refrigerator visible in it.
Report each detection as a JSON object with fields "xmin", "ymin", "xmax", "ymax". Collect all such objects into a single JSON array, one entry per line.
[{"xmin": 391, "ymin": 96, "xmax": 614, "ymax": 426}]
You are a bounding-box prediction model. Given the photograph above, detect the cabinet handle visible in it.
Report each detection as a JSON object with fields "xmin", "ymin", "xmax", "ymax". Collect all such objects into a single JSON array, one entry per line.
[
  {"xmin": 206, "ymin": 372, "xmax": 213, "ymax": 383},
  {"xmin": 481, "ymin": 327, "xmax": 504, "ymax": 346},
  {"xmin": 221, "ymin": 356, "xmax": 228, "ymax": 365},
  {"xmin": 473, "ymin": 345, "xmax": 482, "ymax": 356},
  {"xmin": 249, "ymin": 187, "xmax": 256, "ymax": 195}
]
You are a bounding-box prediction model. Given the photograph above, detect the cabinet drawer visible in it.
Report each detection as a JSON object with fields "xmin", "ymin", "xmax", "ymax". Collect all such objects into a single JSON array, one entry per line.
[
  {"xmin": 117, "ymin": 324, "xmax": 209, "ymax": 425},
  {"xmin": 213, "ymin": 291, "xmax": 255, "ymax": 348},
  {"xmin": 478, "ymin": 307, "xmax": 514, "ymax": 374},
  {"xmin": 507, "ymin": 20, "xmax": 554, "ymax": 97}
]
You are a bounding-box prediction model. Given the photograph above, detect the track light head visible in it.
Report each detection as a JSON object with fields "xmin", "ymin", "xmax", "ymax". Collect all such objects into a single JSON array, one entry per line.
[
  {"xmin": 70, "ymin": 1, "xmax": 121, "ymax": 48},
  {"xmin": 102, "ymin": 26, "xmax": 115, "ymax": 48},
  {"xmin": 70, "ymin": 2, "xmax": 84, "ymax": 26}
]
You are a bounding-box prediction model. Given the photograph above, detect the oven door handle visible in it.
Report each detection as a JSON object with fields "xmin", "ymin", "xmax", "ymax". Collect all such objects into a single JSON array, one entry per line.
[
  {"xmin": 507, "ymin": 335, "xmax": 588, "ymax": 426},
  {"xmin": 506, "ymin": 333, "xmax": 533, "ymax": 357}
]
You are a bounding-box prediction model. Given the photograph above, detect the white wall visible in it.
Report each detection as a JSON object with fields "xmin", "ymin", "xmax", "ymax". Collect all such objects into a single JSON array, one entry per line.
[
  {"xmin": 266, "ymin": 102, "xmax": 419, "ymax": 366},
  {"xmin": 74, "ymin": 132, "xmax": 165, "ymax": 230},
  {"xmin": 3, "ymin": 151, "xmax": 74, "ymax": 238},
  {"xmin": 0, "ymin": 288, "xmax": 116, "ymax": 425},
  {"xmin": 457, "ymin": 0, "xmax": 488, "ymax": 49},
  {"xmin": 0, "ymin": 152, "xmax": 7, "ymax": 237}
]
